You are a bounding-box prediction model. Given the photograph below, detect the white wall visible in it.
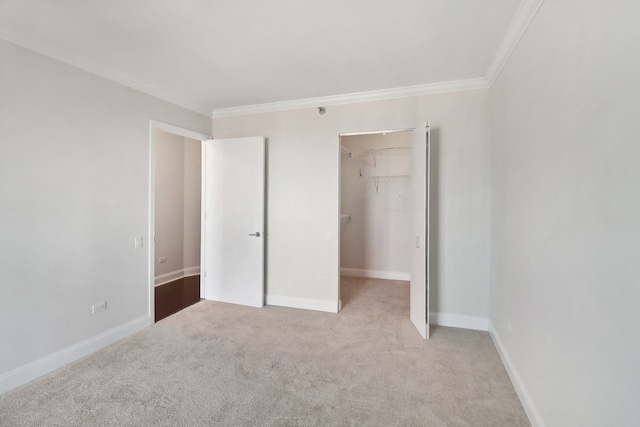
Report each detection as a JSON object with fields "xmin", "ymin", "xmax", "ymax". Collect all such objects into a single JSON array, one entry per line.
[
  {"xmin": 183, "ymin": 137, "xmax": 201, "ymax": 270},
  {"xmin": 340, "ymin": 132, "xmax": 412, "ymax": 280},
  {"xmin": 212, "ymin": 90, "xmax": 491, "ymax": 325},
  {"xmin": 488, "ymin": 0, "xmax": 640, "ymax": 425},
  {"xmin": 154, "ymin": 131, "xmax": 201, "ymax": 282},
  {"xmin": 155, "ymin": 130, "xmax": 185, "ymax": 277},
  {"xmin": 0, "ymin": 40, "xmax": 210, "ymax": 392}
]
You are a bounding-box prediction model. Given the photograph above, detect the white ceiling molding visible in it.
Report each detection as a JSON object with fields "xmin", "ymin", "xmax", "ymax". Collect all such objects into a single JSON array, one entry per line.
[
  {"xmin": 485, "ymin": 0, "xmax": 546, "ymax": 86},
  {"xmin": 2, "ymin": 0, "xmax": 542, "ymax": 119},
  {"xmin": 1, "ymin": 37, "xmax": 212, "ymax": 117},
  {"xmin": 211, "ymin": 77, "xmax": 490, "ymax": 118}
]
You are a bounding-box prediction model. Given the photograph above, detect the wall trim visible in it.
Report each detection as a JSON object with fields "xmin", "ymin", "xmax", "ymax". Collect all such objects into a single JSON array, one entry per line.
[
  {"xmin": 0, "ymin": 315, "xmax": 149, "ymax": 396},
  {"xmin": 430, "ymin": 312, "xmax": 489, "ymax": 331},
  {"xmin": 3, "ymin": 1, "xmax": 544, "ymax": 120},
  {"xmin": 489, "ymin": 321, "xmax": 544, "ymax": 427},
  {"xmin": 211, "ymin": 77, "xmax": 489, "ymax": 118},
  {"xmin": 266, "ymin": 294, "xmax": 338, "ymax": 314},
  {"xmin": 154, "ymin": 266, "xmax": 201, "ymax": 286},
  {"xmin": 341, "ymin": 268, "xmax": 410, "ymax": 281},
  {"xmin": 485, "ymin": 0, "xmax": 546, "ymax": 85}
]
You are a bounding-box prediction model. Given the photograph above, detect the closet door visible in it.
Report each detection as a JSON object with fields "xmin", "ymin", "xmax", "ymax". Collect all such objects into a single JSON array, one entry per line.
[
  {"xmin": 410, "ymin": 124, "xmax": 431, "ymax": 339},
  {"xmin": 203, "ymin": 137, "xmax": 265, "ymax": 307}
]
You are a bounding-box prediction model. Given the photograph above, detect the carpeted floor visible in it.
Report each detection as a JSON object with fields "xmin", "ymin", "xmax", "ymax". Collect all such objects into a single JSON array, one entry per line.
[{"xmin": 0, "ymin": 277, "xmax": 529, "ymax": 426}]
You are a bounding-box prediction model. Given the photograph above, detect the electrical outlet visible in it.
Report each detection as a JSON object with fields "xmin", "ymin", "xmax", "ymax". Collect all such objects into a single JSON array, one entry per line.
[
  {"xmin": 325, "ymin": 231, "xmax": 331, "ymax": 241},
  {"xmin": 92, "ymin": 302, "xmax": 107, "ymax": 314},
  {"xmin": 316, "ymin": 276, "xmax": 327, "ymax": 284},
  {"xmin": 159, "ymin": 256, "xmax": 167, "ymax": 263},
  {"xmin": 507, "ymin": 321, "xmax": 512, "ymax": 332}
]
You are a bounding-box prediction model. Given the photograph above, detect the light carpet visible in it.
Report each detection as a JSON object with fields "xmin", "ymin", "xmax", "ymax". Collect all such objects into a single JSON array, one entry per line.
[{"xmin": 0, "ymin": 277, "xmax": 529, "ymax": 426}]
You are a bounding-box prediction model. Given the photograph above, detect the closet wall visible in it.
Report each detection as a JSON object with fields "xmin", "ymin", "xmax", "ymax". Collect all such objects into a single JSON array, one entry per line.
[
  {"xmin": 340, "ymin": 132, "xmax": 412, "ymax": 280},
  {"xmin": 154, "ymin": 130, "xmax": 201, "ymax": 284}
]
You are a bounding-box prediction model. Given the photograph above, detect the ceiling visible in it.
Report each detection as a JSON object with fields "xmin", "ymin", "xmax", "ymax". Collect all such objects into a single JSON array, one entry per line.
[{"xmin": 0, "ymin": 0, "xmax": 525, "ymax": 116}]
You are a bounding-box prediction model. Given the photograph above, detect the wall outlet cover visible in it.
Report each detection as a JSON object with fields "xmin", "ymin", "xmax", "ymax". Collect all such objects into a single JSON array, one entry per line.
[{"xmin": 92, "ymin": 302, "xmax": 107, "ymax": 314}]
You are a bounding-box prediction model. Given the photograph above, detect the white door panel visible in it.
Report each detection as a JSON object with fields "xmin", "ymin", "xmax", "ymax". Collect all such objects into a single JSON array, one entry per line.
[
  {"xmin": 204, "ymin": 137, "xmax": 265, "ymax": 307},
  {"xmin": 410, "ymin": 124, "xmax": 431, "ymax": 339}
]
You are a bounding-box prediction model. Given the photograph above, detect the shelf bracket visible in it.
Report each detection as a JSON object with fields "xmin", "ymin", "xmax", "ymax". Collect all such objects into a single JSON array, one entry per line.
[{"xmin": 370, "ymin": 149, "xmax": 377, "ymax": 167}]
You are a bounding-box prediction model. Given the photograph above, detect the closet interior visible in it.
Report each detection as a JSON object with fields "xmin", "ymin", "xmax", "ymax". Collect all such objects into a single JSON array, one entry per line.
[{"xmin": 339, "ymin": 130, "xmax": 413, "ymax": 303}]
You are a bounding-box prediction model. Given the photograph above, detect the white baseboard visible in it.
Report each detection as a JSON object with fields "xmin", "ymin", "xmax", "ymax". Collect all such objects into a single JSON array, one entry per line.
[
  {"xmin": 340, "ymin": 268, "xmax": 410, "ymax": 281},
  {"xmin": 154, "ymin": 266, "xmax": 200, "ymax": 286},
  {"xmin": 0, "ymin": 315, "xmax": 149, "ymax": 396},
  {"xmin": 266, "ymin": 294, "xmax": 338, "ymax": 313},
  {"xmin": 489, "ymin": 321, "xmax": 544, "ymax": 427},
  {"xmin": 430, "ymin": 312, "xmax": 489, "ymax": 331}
]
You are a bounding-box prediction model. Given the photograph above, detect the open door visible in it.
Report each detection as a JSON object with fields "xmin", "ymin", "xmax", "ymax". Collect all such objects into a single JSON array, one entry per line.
[
  {"xmin": 203, "ymin": 137, "xmax": 265, "ymax": 307},
  {"xmin": 410, "ymin": 124, "xmax": 431, "ymax": 339}
]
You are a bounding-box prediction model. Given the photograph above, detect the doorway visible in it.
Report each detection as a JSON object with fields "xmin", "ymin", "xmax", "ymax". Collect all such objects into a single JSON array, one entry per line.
[
  {"xmin": 149, "ymin": 121, "xmax": 211, "ymax": 323},
  {"xmin": 339, "ymin": 125, "xmax": 431, "ymax": 338},
  {"xmin": 339, "ymin": 130, "xmax": 413, "ymax": 282}
]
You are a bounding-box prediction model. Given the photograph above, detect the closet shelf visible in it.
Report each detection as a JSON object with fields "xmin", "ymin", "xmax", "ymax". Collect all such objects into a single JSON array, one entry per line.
[
  {"xmin": 365, "ymin": 174, "xmax": 410, "ymax": 193},
  {"xmin": 373, "ymin": 146, "xmax": 411, "ymax": 152},
  {"xmin": 369, "ymin": 146, "xmax": 410, "ymax": 167},
  {"xmin": 340, "ymin": 214, "xmax": 352, "ymax": 223},
  {"xmin": 366, "ymin": 174, "xmax": 410, "ymax": 179}
]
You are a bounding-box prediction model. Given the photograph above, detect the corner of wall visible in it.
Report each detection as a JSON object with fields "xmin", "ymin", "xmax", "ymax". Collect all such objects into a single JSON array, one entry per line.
[
  {"xmin": 484, "ymin": 0, "xmax": 546, "ymax": 86},
  {"xmin": 0, "ymin": 316, "xmax": 149, "ymax": 396},
  {"xmin": 431, "ymin": 312, "xmax": 489, "ymax": 331},
  {"xmin": 488, "ymin": 321, "xmax": 544, "ymax": 427}
]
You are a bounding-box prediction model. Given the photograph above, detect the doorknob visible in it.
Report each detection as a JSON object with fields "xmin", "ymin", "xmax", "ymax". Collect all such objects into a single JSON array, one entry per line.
[{"xmin": 249, "ymin": 232, "xmax": 261, "ymax": 237}]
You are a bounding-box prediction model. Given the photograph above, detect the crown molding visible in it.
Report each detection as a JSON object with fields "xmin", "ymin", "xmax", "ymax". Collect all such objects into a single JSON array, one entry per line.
[
  {"xmin": 485, "ymin": 0, "xmax": 546, "ymax": 86},
  {"xmin": 1, "ymin": 36, "xmax": 212, "ymax": 117},
  {"xmin": 4, "ymin": 0, "xmax": 543, "ymax": 120},
  {"xmin": 211, "ymin": 77, "xmax": 490, "ymax": 118}
]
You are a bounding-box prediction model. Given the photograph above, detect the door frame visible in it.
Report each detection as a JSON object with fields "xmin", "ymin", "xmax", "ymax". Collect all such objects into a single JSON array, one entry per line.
[{"xmin": 148, "ymin": 120, "xmax": 211, "ymax": 324}]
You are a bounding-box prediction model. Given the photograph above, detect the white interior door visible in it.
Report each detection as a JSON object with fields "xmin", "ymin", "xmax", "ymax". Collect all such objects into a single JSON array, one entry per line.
[
  {"xmin": 410, "ymin": 124, "xmax": 431, "ymax": 339},
  {"xmin": 203, "ymin": 137, "xmax": 265, "ymax": 307}
]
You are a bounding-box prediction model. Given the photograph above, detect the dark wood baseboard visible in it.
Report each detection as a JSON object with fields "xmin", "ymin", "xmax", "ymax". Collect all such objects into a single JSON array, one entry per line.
[{"xmin": 155, "ymin": 275, "xmax": 201, "ymax": 322}]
